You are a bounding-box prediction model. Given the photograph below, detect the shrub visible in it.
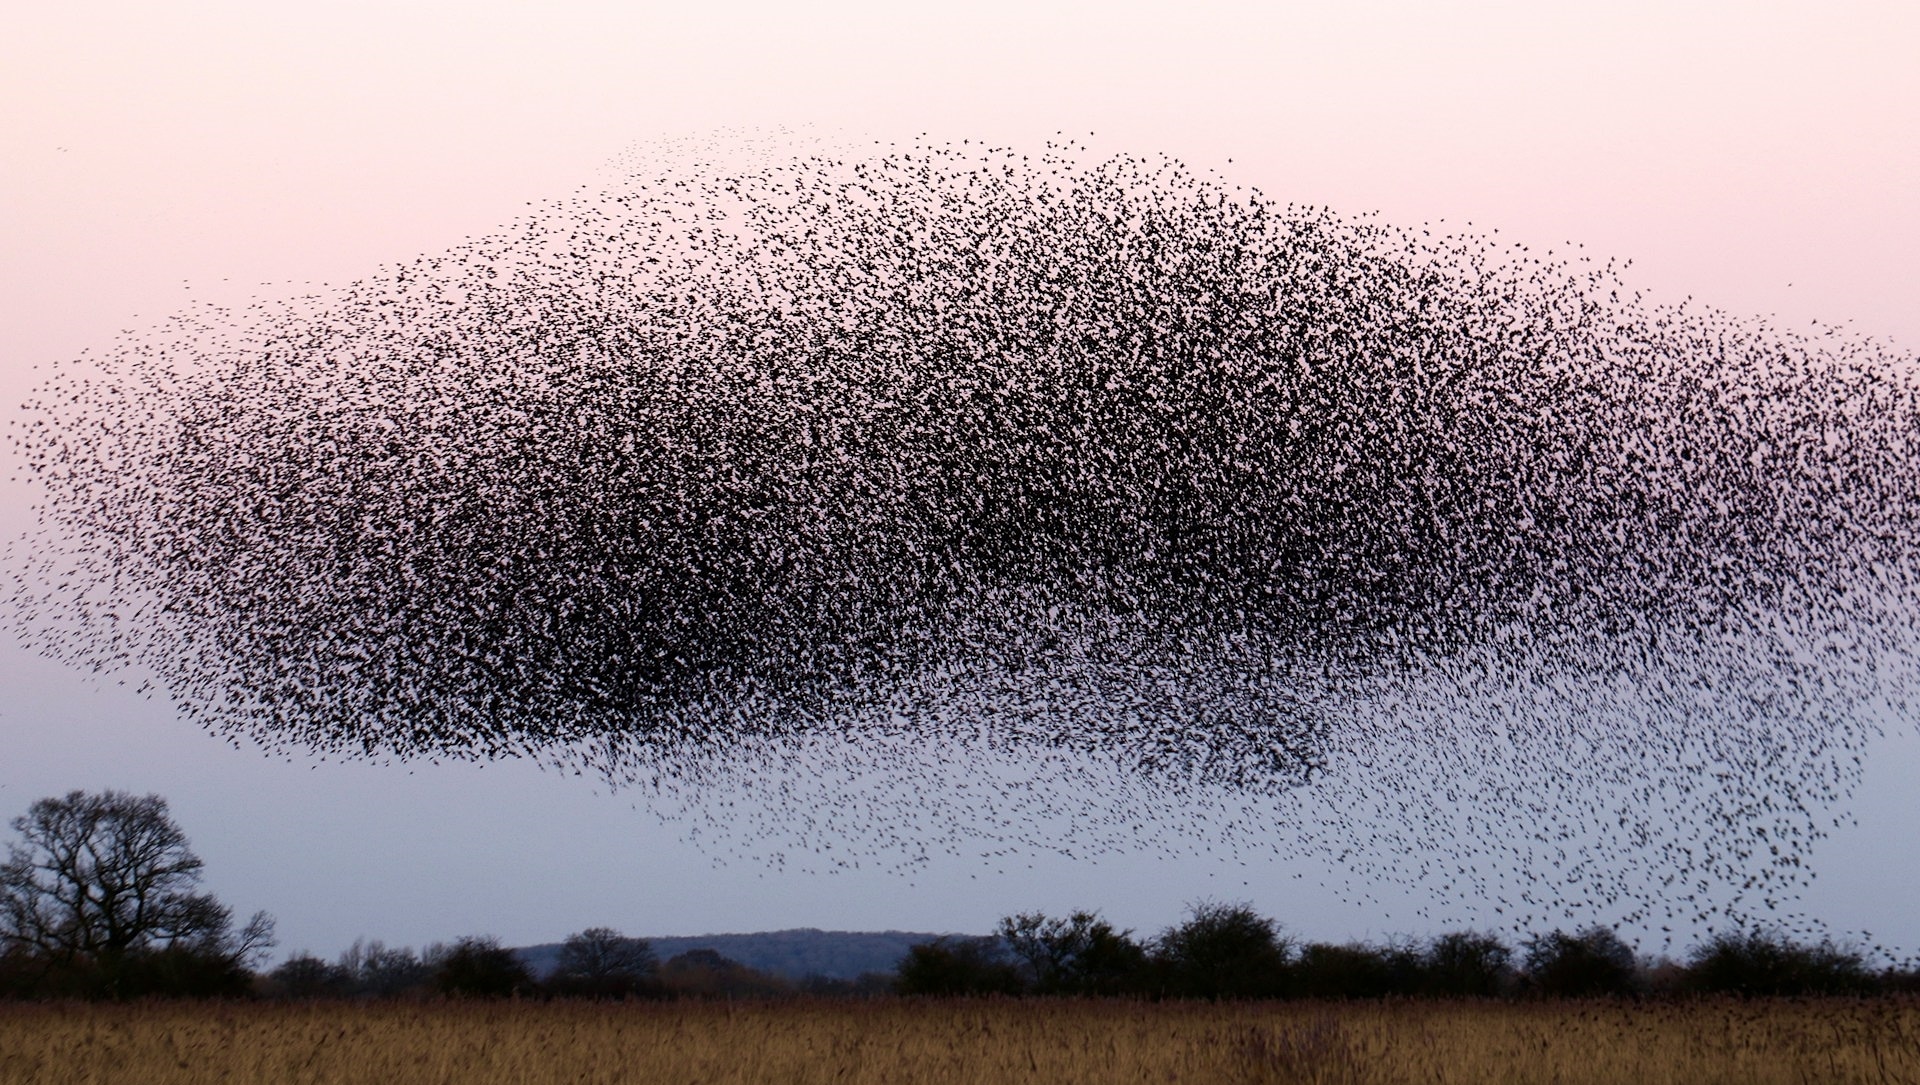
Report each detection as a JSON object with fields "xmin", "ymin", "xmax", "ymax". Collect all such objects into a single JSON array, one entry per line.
[
  {"xmin": 1687, "ymin": 930, "xmax": 1870, "ymax": 996},
  {"xmin": 1522, "ymin": 927, "xmax": 1638, "ymax": 998},
  {"xmin": 658, "ymin": 949, "xmax": 789, "ymax": 999},
  {"xmin": 1423, "ymin": 931, "xmax": 1513, "ymax": 998},
  {"xmin": 1155, "ymin": 902, "xmax": 1291, "ymax": 1000},
  {"xmin": 1294, "ymin": 942, "xmax": 1399, "ymax": 999},
  {"xmin": 997, "ymin": 911, "xmax": 1148, "ymax": 996},
  {"xmin": 895, "ymin": 937, "xmax": 1025, "ymax": 996},
  {"xmin": 269, "ymin": 953, "xmax": 354, "ymax": 999},
  {"xmin": 434, "ymin": 936, "xmax": 536, "ymax": 998},
  {"xmin": 114, "ymin": 944, "xmax": 256, "ymax": 999}
]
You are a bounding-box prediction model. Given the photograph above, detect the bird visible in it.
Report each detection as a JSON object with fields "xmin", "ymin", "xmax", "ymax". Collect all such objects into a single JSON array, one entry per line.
[{"xmin": 6, "ymin": 130, "xmax": 1916, "ymax": 955}]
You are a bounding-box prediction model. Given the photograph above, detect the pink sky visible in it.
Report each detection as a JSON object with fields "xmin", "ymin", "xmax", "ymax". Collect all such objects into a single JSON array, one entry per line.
[
  {"xmin": 2, "ymin": 1, "xmax": 1917, "ymax": 958},
  {"xmin": 7, "ymin": 1, "xmax": 1916, "ymax": 367}
]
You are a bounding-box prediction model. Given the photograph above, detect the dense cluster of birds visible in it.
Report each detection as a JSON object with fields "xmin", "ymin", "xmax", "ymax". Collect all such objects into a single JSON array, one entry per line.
[{"xmin": 8, "ymin": 133, "xmax": 1917, "ymax": 942}]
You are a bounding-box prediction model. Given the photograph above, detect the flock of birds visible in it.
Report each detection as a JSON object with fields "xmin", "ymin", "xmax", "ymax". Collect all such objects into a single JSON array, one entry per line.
[{"xmin": 7, "ymin": 133, "xmax": 1917, "ymax": 944}]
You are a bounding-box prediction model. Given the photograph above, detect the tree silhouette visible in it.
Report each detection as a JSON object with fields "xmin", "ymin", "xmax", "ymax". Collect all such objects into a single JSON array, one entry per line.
[
  {"xmin": 1686, "ymin": 929, "xmax": 1869, "ymax": 996},
  {"xmin": 549, "ymin": 927, "xmax": 658, "ymax": 998},
  {"xmin": 1521, "ymin": 927, "xmax": 1637, "ymax": 997},
  {"xmin": 1423, "ymin": 931, "xmax": 1513, "ymax": 997},
  {"xmin": 997, "ymin": 911, "xmax": 1146, "ymax": 995},
  {"xmin": 434, "ymin": 935, "xmax": 534, "ymax": 998},
  {"xmin": 0, "ymin": 790, "xmax": 273, "ymax": 996},
  {"xmin": 894, "ymin": 936, "xmax": 1024, "ymax": 997},
  {"xmin": 1155, "ymin": 901, "xmax": 1290, "ymax": 999}
]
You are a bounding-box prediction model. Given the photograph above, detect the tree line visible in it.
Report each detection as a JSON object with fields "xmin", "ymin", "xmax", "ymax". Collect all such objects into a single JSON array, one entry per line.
[
  {"xmin": 5, "ymin": 790, "xmax": 1915, "ymax": 1001},
  {"xmin": 896, "ymin": 904, "xmax": 1912, "ymax": 1000}
]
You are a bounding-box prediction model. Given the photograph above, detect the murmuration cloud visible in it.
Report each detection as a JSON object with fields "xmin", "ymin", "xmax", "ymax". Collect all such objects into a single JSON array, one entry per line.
[{"xmin": 9, "ymin": 134, "xmax": 1917, "ymax": 939}]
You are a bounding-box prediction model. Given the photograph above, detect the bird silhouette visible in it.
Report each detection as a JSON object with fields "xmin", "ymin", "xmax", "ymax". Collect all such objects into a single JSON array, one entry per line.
[{"xmin": 5, "ymin": 130, "xmax": 1916, "ymax": 951}]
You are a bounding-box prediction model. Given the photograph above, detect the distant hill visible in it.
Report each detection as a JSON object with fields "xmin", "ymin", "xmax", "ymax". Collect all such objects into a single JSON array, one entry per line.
[{"xmin": 514, "ymin": 929, "xmax": 954, "ymax": 981}]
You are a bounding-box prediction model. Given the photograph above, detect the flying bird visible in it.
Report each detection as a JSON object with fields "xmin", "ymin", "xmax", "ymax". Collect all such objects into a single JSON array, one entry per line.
[{"xmin": 6, "ymin": 132, "xmax": 1916, "ymax": 948}]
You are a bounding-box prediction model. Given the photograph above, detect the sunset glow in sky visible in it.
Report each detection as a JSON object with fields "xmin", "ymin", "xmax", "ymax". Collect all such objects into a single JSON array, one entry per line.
[{"xmin": 3, "ymin": 0, "xmax": 1917, "ymax": 961}]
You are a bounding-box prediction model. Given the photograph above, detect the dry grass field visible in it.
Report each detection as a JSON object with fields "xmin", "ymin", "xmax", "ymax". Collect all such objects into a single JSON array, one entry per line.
[{"xmin": 1, "ymin": 997, "xmax": 1916, "ymax": 1085}]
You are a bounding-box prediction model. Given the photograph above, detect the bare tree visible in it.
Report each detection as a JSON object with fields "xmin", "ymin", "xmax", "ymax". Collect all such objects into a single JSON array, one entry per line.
[
  {"xmin": 997, "ymin": 910, "xmax": 1146, "ymax": 995},
  {"xmin": 0, "ymin": 790, "xmax": 273, "ymax": 994},
  {"xmin": 333, "ymin": 938, "xmax": 432, "ymax": 997},
  {"xmin": 550, "ymin": 927, "xmax": 657, "ymax": 997}
]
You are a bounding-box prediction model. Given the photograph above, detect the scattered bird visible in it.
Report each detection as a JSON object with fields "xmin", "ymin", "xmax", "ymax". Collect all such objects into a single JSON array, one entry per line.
[{"xmin": 6, "ymin": 132, "xmax": 1917, "ymax": 949}]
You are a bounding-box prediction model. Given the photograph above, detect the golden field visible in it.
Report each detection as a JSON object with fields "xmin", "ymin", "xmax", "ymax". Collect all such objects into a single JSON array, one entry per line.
[{"xmin": 1, "ymin": 997, "xmax": 1916, "ymax": 1085}]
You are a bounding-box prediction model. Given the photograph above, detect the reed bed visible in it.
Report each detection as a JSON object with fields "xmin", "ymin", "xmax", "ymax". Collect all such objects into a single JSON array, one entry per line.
[{"xmin": 1, "ymin": 997, "xmax": 1915, "ymax": 1085}]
